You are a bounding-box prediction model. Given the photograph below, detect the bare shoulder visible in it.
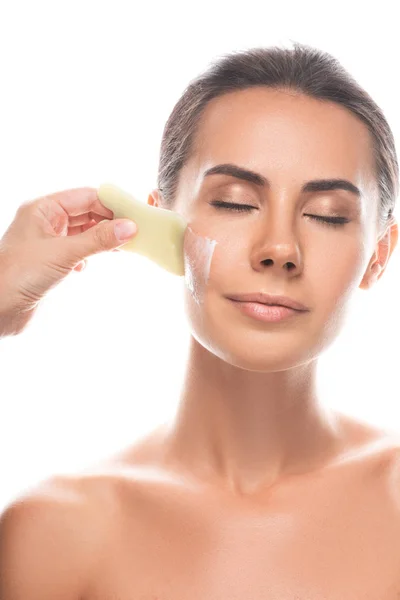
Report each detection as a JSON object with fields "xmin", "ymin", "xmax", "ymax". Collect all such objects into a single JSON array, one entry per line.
[
  {"xmin": 339, "ymin": 414, "xmax": 400, "ymax": 503},
  {"xmin": 0, "ymin": 424, "xmax": 174, "ymax": 599},
  {"xmin": 0, "ymin": 473, "xmax": 116, "ymax": 600},
  {"xmin": 335, "ymin": 410, "xmax": 400, "ymax": 460}
]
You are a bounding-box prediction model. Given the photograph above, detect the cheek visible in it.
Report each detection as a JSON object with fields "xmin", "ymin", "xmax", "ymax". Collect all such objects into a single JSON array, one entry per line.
[
  {"xmin": 207, "ymin": 238, "xmax": 248, "ymax": 291},
  {"xmin": 183, "ymin": 226, "xmax": 218, "ymax": 304},
  {"xmin": 307, "ymin": 235, "xmax": 369, "ymax": 337},
  {"xmin": 316, "ymin": 236, "xmax": 367, "ymax": 294},
  {"xmin": 184, "ymin": 224, "xmax": 248, "ymax": 301}
]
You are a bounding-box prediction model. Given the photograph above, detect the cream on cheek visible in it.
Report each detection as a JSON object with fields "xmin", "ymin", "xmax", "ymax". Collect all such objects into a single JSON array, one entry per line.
[
  {"xmin": 183, "ymin": 225, "xmax": 218, "ymax": 305},
  {"xmin": 183, "ymin": 221, "xmax": 251, "ymax": 307}
]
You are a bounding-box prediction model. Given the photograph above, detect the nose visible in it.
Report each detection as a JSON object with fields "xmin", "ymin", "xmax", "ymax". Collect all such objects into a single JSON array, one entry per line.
[
  {"xmin": 251, "ymin": 220, "xmax": 303, "ymax": 275},
  {"xmin": 260, "ymin": 245, "xmax": 300, "ymax": 273}
]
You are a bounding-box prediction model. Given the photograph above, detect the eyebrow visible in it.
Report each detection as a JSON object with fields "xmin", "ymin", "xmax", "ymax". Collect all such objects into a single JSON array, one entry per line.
[{"xmin": 203, "ymin": 163, "xmax": 362, "ymax": 198}]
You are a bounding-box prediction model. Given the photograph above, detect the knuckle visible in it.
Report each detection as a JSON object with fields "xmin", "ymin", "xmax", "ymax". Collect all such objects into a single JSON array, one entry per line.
[{"xmin": 92, "ymin": 225, "xmax": 109, "ymax": 250}]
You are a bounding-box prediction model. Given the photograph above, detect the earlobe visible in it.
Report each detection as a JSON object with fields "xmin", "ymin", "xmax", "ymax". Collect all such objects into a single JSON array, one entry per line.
[
  {"xmin": 359, "ymin": 243, "xmax": 383, "ymax": 290},
  {"xmin": 360, "ymin": 263, "xmax": 384, "ymax": 289},
  {"xmin": 359, "ymin": 264, "xmax": 379, "ymax": 291}
]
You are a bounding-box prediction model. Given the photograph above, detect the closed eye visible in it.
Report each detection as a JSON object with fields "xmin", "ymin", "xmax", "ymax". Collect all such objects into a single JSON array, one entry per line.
[
  {"xmin": 209, "ymin": 200, "xmax": 350, "ymax": 227},
  {"xmin": 210, "ymin": 200, "xmax": 256, "ymax": 213}
]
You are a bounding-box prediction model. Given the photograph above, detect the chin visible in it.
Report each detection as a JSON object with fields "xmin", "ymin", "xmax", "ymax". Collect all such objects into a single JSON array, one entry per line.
[{"xmin": 184, "ymin": 290, "xmax": 328, "ymax": 373}]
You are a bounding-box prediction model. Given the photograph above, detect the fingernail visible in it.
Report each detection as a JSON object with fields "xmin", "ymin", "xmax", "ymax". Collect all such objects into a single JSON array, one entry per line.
[{"xmin": 115, "ymin": 220, "xmax": 137, "ymax": 240}]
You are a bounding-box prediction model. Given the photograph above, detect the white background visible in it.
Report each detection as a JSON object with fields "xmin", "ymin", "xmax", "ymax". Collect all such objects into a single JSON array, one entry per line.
[{"xmin": 0, "ymin": 1, "xmax": 399, "ymax": 511}]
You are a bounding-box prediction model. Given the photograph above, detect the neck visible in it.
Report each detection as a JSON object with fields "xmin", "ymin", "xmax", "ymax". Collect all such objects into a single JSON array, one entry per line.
[{"xmin": 162, "ymin": 337, "xmax": 345, "ymax": 496}]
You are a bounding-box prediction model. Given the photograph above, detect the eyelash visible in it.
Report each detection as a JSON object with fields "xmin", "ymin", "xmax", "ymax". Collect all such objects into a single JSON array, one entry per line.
[{"xmin": 209, "ymin": 200, "xmax": 350, "ymax": 228}]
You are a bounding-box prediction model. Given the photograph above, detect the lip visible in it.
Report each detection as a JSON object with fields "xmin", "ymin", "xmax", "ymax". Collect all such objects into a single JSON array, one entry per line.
[
  {"xmin": 230, "ymin": 301, "xmax": 302, "ymax": 323},
  {"xmin": 226, "ymin": 292, "xmax": 309, "ymax": 312}
]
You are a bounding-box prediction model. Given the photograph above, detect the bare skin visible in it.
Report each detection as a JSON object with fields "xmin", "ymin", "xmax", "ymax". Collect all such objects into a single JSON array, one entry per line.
[
  {"xmin": 1, "ymin": 87, "xmax": 400, "ymax": 599},
  {"xmin": 0, "ymin": 187, "xmax": 136, "ymax": 337}
]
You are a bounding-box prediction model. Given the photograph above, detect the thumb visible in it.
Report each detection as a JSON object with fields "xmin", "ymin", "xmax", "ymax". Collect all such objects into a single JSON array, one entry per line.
[{"xmin": 67, "ymin": 218, "xmax": 138, "ymax": 259}]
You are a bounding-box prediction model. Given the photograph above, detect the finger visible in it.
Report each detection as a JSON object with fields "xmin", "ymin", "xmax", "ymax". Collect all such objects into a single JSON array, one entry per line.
[
  {"xmin": 44, "ymin": 187, "xmax": 115, "ymax": 219},
  {"xmin": 67, "ymin": 220, "xmax": 97, "ymax": 236},
  {"xmin": 28, "ymin": 190, "xmax": 114, "ymax": 239},
  {"xmin": 67, "ymin": 221, "xmax": 124, "ymax": 249},
  {"xmin": 68, "ymin": 213, "xmax": 111, "ymax": 227},
  {"xmin": 90, "ymin": 213, "xmax": 112, "ymax": 223},
  {"xmin": 68, "ymin": 225, "xmax": 85, "ymax": 236},
  {"xmin": 68, "ymin": 214, "xmax": 93, "ymax": 227}
]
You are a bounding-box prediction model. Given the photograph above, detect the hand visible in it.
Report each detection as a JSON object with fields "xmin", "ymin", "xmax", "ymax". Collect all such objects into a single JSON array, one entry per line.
[{"xmin": 0, "ymin": 187, "xmax": 138, "ymax": 337}]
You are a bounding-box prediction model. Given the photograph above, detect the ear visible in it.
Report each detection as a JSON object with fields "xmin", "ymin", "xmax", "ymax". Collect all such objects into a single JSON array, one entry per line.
[
  {"xmin": 359, "ymin": 219, "xmax": 398, "ymax": 290},
  {"xmin": 147, "ymin": 189, "xmax": 162, "ymax": 208}
]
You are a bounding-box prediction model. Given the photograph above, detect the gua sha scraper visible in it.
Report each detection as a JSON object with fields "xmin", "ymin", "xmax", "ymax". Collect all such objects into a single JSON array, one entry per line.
[{"xmin": 97, "ymin": 183, "xmax": 187, "ymax": 276}]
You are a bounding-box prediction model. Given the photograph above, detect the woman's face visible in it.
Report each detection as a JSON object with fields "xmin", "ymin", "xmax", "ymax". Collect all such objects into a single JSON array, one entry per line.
[{"xmin": 157, "ymin": 88, "xmax": 391, "ymax": 372}]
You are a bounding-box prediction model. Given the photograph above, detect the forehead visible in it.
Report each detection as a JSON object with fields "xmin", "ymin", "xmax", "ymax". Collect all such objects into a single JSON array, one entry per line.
[{"xmin": 180, "ymin": 87, "xmax": 377, "ymax": 200}]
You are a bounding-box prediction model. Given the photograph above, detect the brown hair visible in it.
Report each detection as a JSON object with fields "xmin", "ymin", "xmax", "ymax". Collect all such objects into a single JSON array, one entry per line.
[{"xmin": 157, "ymin": 41, "xmax": 398, "ymax": 234}]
